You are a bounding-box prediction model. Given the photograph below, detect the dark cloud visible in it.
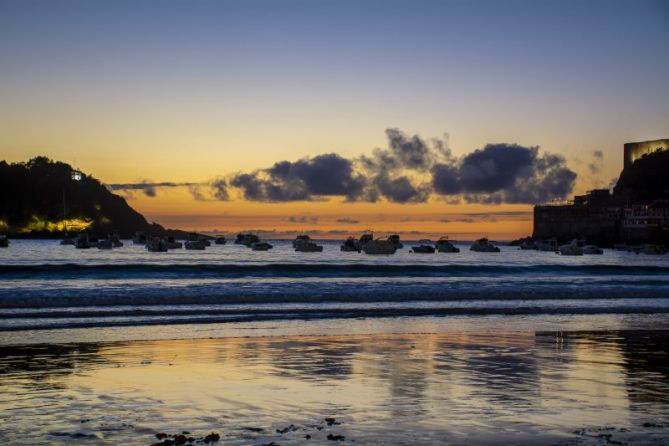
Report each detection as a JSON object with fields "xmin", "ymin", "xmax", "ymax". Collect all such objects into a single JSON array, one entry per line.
[
  {"xmin": 336, "ymin": 218, "xmax": 360, "ymax": 224},
  {"xmin": 384, "ymin": 127, "xmax": 434, "ymax": 171},
  {"xmin": 431, "ymin": 143, "xmax": 576, "ymax": 203},
  {"xmin": 230, "ymin": 153, "xmax": 366, "ymax": 202},
  {"xmin": 373, "ymin": 173, "xmax": 431, "ymax": 203},
  {"xmin": 431, "ymin": 163, "xmax": 461, "ymax": 195},
  {"xmin": 210, "ymin": 178, "xmax": 230, "ymax": 201}
]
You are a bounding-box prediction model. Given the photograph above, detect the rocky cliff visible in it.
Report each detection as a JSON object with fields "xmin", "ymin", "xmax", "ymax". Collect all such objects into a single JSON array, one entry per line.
[{"xmin": 0, "ymin": 157, "xmax": 174, "ymax": 238}]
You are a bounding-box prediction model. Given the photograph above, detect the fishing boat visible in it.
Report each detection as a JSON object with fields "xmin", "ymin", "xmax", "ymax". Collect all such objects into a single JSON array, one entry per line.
[
  {"xmin": 340, "ymin": 236, "xmax": 359, "ymax": 252},
  {"xmin": 251, "ymin": 241, "xmax": 273, "ymax": 251},
  {"xmin": 388, "ymin": 234, "xmax": 403, "ymax": 249},
  {"xmin": 470, "ymin": 238, "xmax": 500, "ymax": 252},
  {"xmin": 235, "ymin": 233, "xmax": 260, "ymax": 246},
  {"xmin": 411, "ymin": 240, "xmax": 435, "ymax": 253},
  {"xmin": 293, "ymin": 234, "xmax": 311, "ymax": 248},
  {"xmin": 362, "ymin": 238, "xmax": 397, "ymax": 255},
  {"xmin": 214, "ymin": 235, "xmax": 227, "ymax": 245},
  {"xmin": 184, "ymin": 240, "xmax": 207, "ymax": 250},
  {"xmin": 295, "ymin": 241, "xmax": 323, "ymax": 252},
  {"xmin": 435, "ymin": 237, "xmax": 460, "ymax": 253},
  {"xmin": 187, "ymin": 233, "xmax": 211, "ymax": 247},
  {"xmin": 559, "ymin": 239, "xmax": 584, "ymax": 256}
]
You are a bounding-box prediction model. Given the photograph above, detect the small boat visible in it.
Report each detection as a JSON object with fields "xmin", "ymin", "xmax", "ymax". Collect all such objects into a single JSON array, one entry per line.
[
  {"xmin": 362, "ymin": 238, "xmax": 397, "ymax": 255},
  {"xmin": 435, "ymin": 237, "xmax": 460, "ymax": 253},
  {"xmin": 357, "ymin": 231, "xmax": 374, "ymax": 250},
  {"xmin": 166, "ymin": 236, "xmax": 183, "ymax": 249},
  {"xmin": 185, "ymin": 240, "xmax": 207, "ymax": 250},
  {"xmin": 146, "ymin": 237, "xmax": 168, "ymax": 252},
  {"xmin": 187, "ymin": 233, "xmax": 211, "ymax": 247},
  {"xmin": 214, "ymin": 235, "xmax": 227, "ymax": 245},
  {"xmin": 132, "ymin": 231, "xmax": 147, "ymax": 245},
  {"xmin": 470, "ymin": 238, "xmax": 500, "ymax": 252},
  {"xmin": 411, "ymin": 240, "xmax": 435, "ymax": 253},
  {"xmin": 295, "ymin": 241, "xmax": 323, "ymax": 252},
  {"xmin": 340, "ymin": 236, "xmax": 360, "ymax": 252},
  {"xmin": 583, "ymin": 245, "xmax": 603, "ymax": 255},
  {"xmin": 293, "ymin": 234, "xmax": 311, "ymax": 248},
  {"xmin": 559, "ymin": 239, "xmax": 584, "ymax": 256},
  {"xmin": 75, "ymin": 233, "xmax": 91, "ymax": 249},
  {"xmin": 388, "ymin": 234, "xmax": 403, "ymax": 249},
  {"xmin": 251, "ymin": 241, "xmax": 273, "ymax": 251},
  {"xmin": 235, "ymin": 233, "xmax": 260, "ymax": 246},
  {"xmin": 0, "ymin": 235, "xmax": 8, "ymax": 248}
]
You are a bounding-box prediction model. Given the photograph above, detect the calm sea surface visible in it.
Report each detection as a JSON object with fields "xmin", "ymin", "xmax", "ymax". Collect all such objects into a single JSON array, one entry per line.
[{"xmin": 0, "ymin": 239, "xmax": 668, "ymax": 333}]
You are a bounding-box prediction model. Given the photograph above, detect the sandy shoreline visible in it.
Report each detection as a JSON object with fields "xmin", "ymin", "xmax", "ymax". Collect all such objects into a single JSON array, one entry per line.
[{"xmin": 1, "ymin": 318, "xmax": 668, "ymax": 445}]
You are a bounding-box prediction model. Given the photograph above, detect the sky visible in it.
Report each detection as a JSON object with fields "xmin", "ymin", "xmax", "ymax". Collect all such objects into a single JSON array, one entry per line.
[{"xmin": 1, "ymin": 0, "xmax": 668, "ymax": 239}]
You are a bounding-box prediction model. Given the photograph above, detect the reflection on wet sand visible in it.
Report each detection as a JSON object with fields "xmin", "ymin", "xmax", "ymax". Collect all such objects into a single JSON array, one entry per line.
[{"xmin": 0, "ymin": 331, "xmax": 667, "ymax": 445}]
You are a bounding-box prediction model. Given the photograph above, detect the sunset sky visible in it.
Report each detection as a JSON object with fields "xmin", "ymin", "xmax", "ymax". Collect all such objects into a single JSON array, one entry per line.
[{"xmin": 1, "ymin": 0, "xmax": 668, "ymax": 239}]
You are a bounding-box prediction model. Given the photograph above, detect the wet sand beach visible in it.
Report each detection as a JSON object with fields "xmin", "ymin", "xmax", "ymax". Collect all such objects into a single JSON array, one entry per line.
[{"xmin": 1, "ymin": 320, "xmax": 668, "ymax": 445}]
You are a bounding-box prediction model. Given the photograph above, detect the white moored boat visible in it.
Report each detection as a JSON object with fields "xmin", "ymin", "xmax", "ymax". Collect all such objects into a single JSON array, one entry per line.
[
  {"xmin": 435, "ymin": 237, "xmax": 460, "ymax": 253},
  {"xmin": 411, "ymin": 240, "xmax": 435, "ymax": 254},
  {"xmin": 470, "ymin": 238, "xmax": 500, "ymax": 252},
  {"xmin": 185, "ymin": 240, "xmax": 207, "ymax": 250},
  {"xmin": 295, "ymin": 241, "xmax": 323, "ymax": 252},
  {"xmin": 251, "ymin": 241, "xmax": 273, "ymax": 251},
  {"xmin": 362, "ymin": 238, "xmax": 397, "ymax": 255},
  {"xmin": 340, "ymin": 236, "xmax": 359, "ymax": 252},
  {"xmin": 559, "ymin": 239, "xmax": 584, "ymax": 256},
  {"xmin": 235, "ymin": 233, "xmax": 260, "ymax": 247}
]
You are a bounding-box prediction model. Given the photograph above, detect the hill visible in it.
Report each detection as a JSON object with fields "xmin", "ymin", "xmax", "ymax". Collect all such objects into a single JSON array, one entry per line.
[
  {"xmin": 613, "ymin": 149, "xmax": 669, "ymax": 203},
  {"xmin": 0, "ymin": 157, "xmax": 178, "ymax": 238}
]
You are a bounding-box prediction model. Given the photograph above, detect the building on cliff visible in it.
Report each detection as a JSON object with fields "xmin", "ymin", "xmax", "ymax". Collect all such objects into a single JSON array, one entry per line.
[{"xmin": 533, "ymin": 139, "xmax": 669, "ymax": 246}]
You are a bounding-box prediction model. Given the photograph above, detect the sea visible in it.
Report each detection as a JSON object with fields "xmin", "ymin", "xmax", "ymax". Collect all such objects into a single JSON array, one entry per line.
[
  {"xmin": 2, "ymin": 239, "xmax": 669, "ymax": 445},
  {"xmin": 1, "ymin": 239, "xmax": 668, "ymax": 338}
]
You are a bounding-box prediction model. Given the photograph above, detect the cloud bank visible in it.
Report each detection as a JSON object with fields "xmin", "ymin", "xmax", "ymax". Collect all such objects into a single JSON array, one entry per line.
[
  {"xmin": 224, "ymin": 128, "xmax": 576, "ymax": 204},
  {"xmin": 111, "ymin": 128, "xmax": 577, "ymax": 205}
]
